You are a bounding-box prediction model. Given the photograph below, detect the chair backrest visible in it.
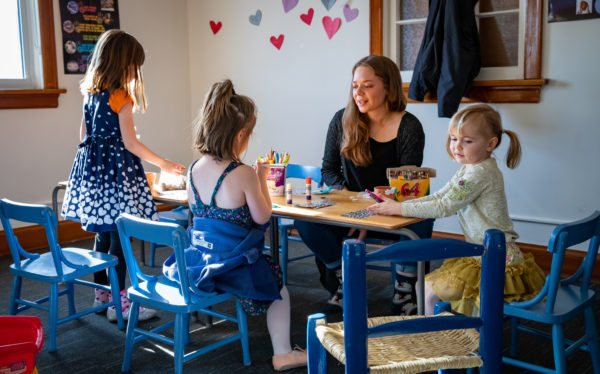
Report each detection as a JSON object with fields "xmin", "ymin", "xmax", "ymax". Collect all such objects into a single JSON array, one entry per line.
[
  {"xmin": 116, "ymin": 213, "xmax": 193, "ymax": 304},
  {"xmin": 342, "ymin": 229, "xmax": 506, "ymax": 372},
  {"xmin": 285, "ymin": 164, "xmax": 322, "ymax": 186},
  {"xmin": 0, "ymin": 198, "xmax": 65, "ymax": 275},
  {"xmin": 541, "ymin": 210, "xmax": 600, "ymax": 313}
]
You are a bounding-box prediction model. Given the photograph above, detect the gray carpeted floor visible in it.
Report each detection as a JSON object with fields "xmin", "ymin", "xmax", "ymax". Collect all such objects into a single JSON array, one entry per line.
[{"xmin": 1, "ymin": 236, "xmax": 598, "ymax": 373}]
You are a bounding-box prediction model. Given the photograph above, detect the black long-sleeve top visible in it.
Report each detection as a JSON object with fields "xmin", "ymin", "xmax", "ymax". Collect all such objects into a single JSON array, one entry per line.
[{"xmin": 321, "ymin": 109, "xmax": 425, "ymax": 192}]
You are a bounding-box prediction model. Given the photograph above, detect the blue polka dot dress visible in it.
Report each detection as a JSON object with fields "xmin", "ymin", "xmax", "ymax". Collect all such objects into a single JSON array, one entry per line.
[{"xmin": 61, "ymin": 89, "xmax": 158, "ymax": 232}]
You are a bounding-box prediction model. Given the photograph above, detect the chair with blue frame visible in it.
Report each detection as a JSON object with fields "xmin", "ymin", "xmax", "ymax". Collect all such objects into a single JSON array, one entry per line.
[
  {"xmin": 144, "ymin": 206, "xmax": 189, "ymax": 267},
  {"xmin": 115, "ymin": 213, "xmax": 251, "ymax": 374},
  {"xmin": 503, "ymin": 210, "xmax": 600, "ymax": 374},
  {"xmin": 306, "ymin": 229, "xmax": 506, "ymax": 374},
  {"xmin": 0, "ymin": 198, "xmax": 124, "ymax": 352},
  {"xmin": 277, "ymin": 163, "xmax": 323, "ymax": 283}
]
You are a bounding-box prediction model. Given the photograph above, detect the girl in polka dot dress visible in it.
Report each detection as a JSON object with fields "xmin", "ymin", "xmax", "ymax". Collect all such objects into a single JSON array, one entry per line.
[
  {"xmin": 184, "ymin": 79, "xmax": 306, "ymax": 371},
  {"xmin": 61, "ymin": 30, "xmax": 184, "ymax": 322}
]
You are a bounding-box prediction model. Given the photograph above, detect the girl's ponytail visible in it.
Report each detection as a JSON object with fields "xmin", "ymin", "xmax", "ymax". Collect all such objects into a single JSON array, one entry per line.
[{"xmin": 503, "ymin": 129, "xmax": 522, "ymax": 169}]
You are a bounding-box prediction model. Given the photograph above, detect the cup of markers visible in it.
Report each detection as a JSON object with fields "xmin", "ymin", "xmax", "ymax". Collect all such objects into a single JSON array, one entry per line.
[{"xmin": 260, "ymin": 150, "xmax": 290, "ymax": 196}]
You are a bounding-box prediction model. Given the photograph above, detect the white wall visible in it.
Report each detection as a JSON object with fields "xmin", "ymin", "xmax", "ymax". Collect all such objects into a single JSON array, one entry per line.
[
  {"xmin": 1, "ymin": 1, "xmax": 598, "ymax": 247},
  {"xmin": 0, "ymin": 0, "xmax": 194, "ymax": 210}
]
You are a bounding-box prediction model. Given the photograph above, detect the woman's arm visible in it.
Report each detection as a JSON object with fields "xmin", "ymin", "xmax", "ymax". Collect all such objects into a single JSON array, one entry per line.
[
  {"xmin": 118, "ymin": 102, "xmax": 184, "ymax": 175},
  {"xmin": 397, "ymin": 113, "xmax": 425, "ymax": 167},
  {"xmin": 321, "ymin": 109, "xmax": 346, "ymax": 188}
]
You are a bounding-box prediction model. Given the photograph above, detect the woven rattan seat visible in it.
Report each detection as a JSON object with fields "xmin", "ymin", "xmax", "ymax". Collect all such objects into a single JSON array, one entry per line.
[{"xmin": 315, "ymin": 313, "xmax": 482, "ymax": 374}]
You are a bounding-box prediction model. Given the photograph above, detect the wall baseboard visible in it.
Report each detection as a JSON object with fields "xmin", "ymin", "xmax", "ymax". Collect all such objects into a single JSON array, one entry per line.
[{"xmin": 2, "ymin": 223, "xmax": 598, "ymax": 283}]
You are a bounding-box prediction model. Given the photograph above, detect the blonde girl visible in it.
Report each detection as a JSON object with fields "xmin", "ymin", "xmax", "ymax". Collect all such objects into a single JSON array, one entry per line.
[
  {"xmin": 369, "ymin": 104, "xmax": 546, "ymax": 316},
  {"xmin": 62, "ymin": 29, "xmax": 184, "ymax": 322}
]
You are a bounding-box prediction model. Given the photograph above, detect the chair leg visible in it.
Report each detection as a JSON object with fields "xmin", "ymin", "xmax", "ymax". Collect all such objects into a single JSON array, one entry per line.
[
  {"xmin": 122, "ymin": 300, "xmax": 139, "ymax": 373},
  {"xmin": 236, "ymin": 300, "xmax": 251, "ymax": 366},
  {"xmin": 583, "ymin": 307, "xmax": 600, "ymax": 374},
  {"xmin": 66, "ymin": 281, "xmax": 76, "ymax": 315},
  {"xmin": 9, "ymin": 276, "xmax": 22, "ymax": 315},
  {"xmin": 509, "ymin": 317, "xmax": 519, "ymax": 357},
  {"xmin": 107, "ymin": 267, "xmax": 124, "ymax": 329},
  {"xmin": 280, "ymin": 228, "xmax": 289, "ymax": 284},
  {"xmin": 48, "ymin": 282, "xmax": 59, "ymax": 352},
  {"xmin": 182, "ymin": 313, "xmax": 190, "ymax": 345},
  {"xmin": 552, "ymin": 323, "xmax": 567, "ymax": 374},
  {"xmin": 307, "ymin": 313, "xmax": 327, "ymax": 374},
  {"xmin": 174, "ymin": 313, "xmax": 186, "ymax": 374}
]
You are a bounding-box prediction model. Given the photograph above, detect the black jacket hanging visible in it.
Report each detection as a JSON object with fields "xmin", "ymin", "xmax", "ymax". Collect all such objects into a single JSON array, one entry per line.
[{"xmin": 408, "ymin": 0, "xmax": 481, "ymax": 118}]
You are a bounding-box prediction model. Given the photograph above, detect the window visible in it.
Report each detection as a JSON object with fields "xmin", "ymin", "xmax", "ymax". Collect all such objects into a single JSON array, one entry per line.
[
  {"xmin": 0, "ymin": 0, "xmax": 66, "ymax": 109},
  {"xmin": 370, "ymin": 0, "xmax": 545, "ymax": 103}
]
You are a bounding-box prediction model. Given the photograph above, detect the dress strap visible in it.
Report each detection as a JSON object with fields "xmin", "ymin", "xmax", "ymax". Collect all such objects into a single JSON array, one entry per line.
[
  {"xmin": 188, "ymin": 159, "xmax": 202, "ymax": 203},
  {"xmin": 209, "ymin": 161, "xmax": 241, "ymax": 206}
]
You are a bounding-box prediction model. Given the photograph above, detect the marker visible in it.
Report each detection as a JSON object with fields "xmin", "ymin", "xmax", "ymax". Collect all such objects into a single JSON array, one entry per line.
[{"xmin": 365, "ymin": 189, "xmax": 383, "ymax": 203}]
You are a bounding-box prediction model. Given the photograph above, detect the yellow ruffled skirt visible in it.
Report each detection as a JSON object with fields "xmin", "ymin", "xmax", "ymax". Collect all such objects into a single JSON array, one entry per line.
[{"xmin": 425, "ymin": 252, "xmax": 546, "ymax": 316}]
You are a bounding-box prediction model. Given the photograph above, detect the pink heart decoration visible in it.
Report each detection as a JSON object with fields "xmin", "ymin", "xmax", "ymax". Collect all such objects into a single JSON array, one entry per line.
[
  {"xmin": 300, "ymin": 8, "xmax": 314, "ymax": 25},
  {"xmin": 270, "ymin": 34, "xmax": 284, "ymax": 50},
  {"xmin": 343, "ymin": 4, "xmax": 359, "ymax": 22},
  {"xmin": 322, "ymin": 16, "xmax": 341, "ymax": 40},
  {"xmin": 209, "ymin": 20, "xmax": 222, "ymax": 34},
  {"xmin": 282, "ymin": 0, "xmax": 298, "ymax": 13}
]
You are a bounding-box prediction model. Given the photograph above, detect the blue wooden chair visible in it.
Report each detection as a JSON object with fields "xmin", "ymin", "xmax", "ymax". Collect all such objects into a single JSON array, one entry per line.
[
  {"xmin": 307, "ymin": 230, "xmax": 506, "ymax": 373},
  {"xmin": 115, "ymin": 213, "xmax": 251, "ymax": 374},
  {"xmin": 0, "ymin": 198, "xmax": 124, "ymax": 352},
  {"xmin": 277, "ymin": 163, "xmax": 323, "ymax": 283},
  {"xmin": 503, "ymin": 210, "xmax": 600, "ymax": 373},
  {"xmin": 145, "ymin": 206, "xmax": 189, "ymax": 267}
]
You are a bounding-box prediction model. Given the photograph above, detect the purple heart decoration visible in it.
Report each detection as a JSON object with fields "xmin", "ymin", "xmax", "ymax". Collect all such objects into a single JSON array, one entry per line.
[
  {"xmin": 343, "ymin": 4, "xmax": 359, "ymax": 22},
  {"xmin": 282, "ymin": 0, "xmax": 299, "ymax": 13},
  {"xmin": 321, "ymin": 0, "xmax": 336, "ymax": 11}
]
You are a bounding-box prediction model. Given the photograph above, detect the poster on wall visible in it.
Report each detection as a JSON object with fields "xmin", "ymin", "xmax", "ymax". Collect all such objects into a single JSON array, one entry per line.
[
  {"xmin": 59, "ymin": 0, "xmax": 120, "ymax": 74},
  {"xmin": 549, "ymin": 0, "xmax": 600, "ymax": 22}
]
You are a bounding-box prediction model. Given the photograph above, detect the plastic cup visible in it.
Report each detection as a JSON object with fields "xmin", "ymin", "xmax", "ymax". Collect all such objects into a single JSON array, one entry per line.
[
  {"xmin": 145, "ymin": 172, "xmax": 157, "ymax": 195},
  {"xmin": 266, "ymin": 164, "xmax": 287, "ymax": 196},
  {"xmin": 374, "ymin": 185, "xmax": 395, "ymax": 200}
]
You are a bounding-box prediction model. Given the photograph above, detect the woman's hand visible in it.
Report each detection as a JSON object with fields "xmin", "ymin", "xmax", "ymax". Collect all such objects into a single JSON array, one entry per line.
[
  {"xmin": 161, "ymin": 159, "xmax": 185, "ymax": 175},
  {"xmin": 367, "ymin": 195, "xmax": 403, "ymax": 216}
]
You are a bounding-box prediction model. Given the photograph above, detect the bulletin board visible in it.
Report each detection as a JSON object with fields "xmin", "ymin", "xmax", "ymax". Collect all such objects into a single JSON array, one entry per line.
[
  {"xmin": 549, "ymin": 0, "xmax": 600, "ymax": 22},
  {"xmin": 59, "ymin": 0, "xmax": 120, "ymax": 74}
]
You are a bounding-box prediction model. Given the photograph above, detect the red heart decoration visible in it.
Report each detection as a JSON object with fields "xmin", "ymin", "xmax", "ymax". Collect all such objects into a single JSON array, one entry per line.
[
  {"xmin": 210, "ymin": 20, "xmax": 222, "ymax": 34},
  {"xmin": 300, "ymin": 8, "xmax": 314, "ymax": 25},
  {"xmin": 270, "ymin": 34, "xmax": 284, "ymax": 50},
  {"xmin": 322, "ymin": 16, "xmax": 341, "ymax": 39}
]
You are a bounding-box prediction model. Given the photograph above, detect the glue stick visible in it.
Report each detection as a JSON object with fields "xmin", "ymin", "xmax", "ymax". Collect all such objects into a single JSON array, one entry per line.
[
  {"xmin": 286, "ymin": 183, "xmax": 293, "ymax": 204},
  {"xmin": 305, "ymin": 177, "xmax": 312, "ymax": 201}
]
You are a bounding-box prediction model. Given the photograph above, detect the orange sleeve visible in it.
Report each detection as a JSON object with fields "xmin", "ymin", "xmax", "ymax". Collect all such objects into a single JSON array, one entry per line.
[{"xmin": 108, "ymin": 89, "xmax": 133, "ymax": 113}]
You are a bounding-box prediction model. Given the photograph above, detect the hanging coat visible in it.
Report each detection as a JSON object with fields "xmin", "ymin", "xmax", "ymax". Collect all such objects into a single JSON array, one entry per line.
[
  {"xmin": 163, "ymin": 217, "xmax": 281, "ymax": 301},
  {"xmin": 408, "ymin": 0, "xmax": 481, "ymax": 118}
]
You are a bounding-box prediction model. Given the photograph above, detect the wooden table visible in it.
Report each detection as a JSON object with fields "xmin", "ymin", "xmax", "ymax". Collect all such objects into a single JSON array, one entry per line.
[{"xmin": 269, "ymin": 189, "xmax": 427, "ymax": 314}]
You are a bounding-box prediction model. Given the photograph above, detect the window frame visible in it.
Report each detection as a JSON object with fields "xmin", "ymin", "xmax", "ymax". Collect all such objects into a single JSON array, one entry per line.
[
  {"xmin": 0, "ymin": 0, "xmax": 66, "ymax": 109},
  {"xmin": 369, "ymin": 0, "xmax": 545, "ymax": 103}
]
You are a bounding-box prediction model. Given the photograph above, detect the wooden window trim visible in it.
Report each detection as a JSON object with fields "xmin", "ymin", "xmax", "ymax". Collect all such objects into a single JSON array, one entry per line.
[
  {"xmin": 369, "ymin": 0, "xmax": 545, "ymax": 103},
  {"xmin": 0, "ymin": 0, "xmax": 67, "ymax": 109}
]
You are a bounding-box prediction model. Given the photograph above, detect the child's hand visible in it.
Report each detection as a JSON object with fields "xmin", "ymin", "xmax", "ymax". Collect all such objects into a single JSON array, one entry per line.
[
  {"xmin": 255, "ymin": 160, "xmax": 271, "ymax": 179},
  {"xmin": 161, "ymin": 160, "xmax": 185, "ymax": 175},
  {"xmin": 367, "ymin": 195, "xmax": 402, "ymax": 216}
]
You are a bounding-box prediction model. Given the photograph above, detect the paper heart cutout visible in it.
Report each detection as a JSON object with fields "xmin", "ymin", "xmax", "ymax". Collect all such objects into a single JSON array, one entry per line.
[
  {"xmin": 300, "ymin": 8, "xmax": 314, "ymax": 25},
  {"xmin": 249, "ymin": 10, "xmax": 262, "ymax": 26},
  {"xmin": 321, "ymin": 0, "xmax": 336, "ymax": 11},
  {"xmin": 282, "ymin": 0, "xmax": 298, "ymax": 13},
  {"xmin": 343, "ymin": 4, "xmax": 359, "ymax": 22},
  {"xmin": 270, "ymin": 34, "xmax": 284, "ymax": 50},
  {"xmin": 209, "ymin": 20, "xmax": 222, "ymax": 34},
  {"xmin": 322, "ymin": 16, "xmax": 341, "ymax": 39}
]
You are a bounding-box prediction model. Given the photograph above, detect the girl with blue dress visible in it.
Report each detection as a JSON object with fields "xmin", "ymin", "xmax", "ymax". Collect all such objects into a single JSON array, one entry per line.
[
  {"xmin": 61, "ymin": 30, "xmax": 184, "ymax": 322},
  {"xmin": 163, "ymin": 79, "xmax": 306, "ymax": 371}
]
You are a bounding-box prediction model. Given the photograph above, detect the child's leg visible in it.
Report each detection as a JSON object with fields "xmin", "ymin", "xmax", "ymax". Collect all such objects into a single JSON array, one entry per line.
[
  {"xmin": 93, "ymin": 232, "xmax": 111, "ymax": 285},
  {"xmin": 392, "ymin": 262, "xmax": 418, "ymax": 316},
  {"xmin": 424, "ymin": 280, "xmax": 441, "ymax": 316},
  {"xmin": 267, "ymin": 285, "xmax": 292, "ymax": 355},
  {"xmin": 107, "ymin": 231, "xmax": 126, "ymax": 291}
]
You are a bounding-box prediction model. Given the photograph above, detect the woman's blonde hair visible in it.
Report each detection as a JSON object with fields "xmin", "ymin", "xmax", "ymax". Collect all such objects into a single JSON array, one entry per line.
[
  {"xmin": 192, "ymin": 79, "xmax": 256, "ymax": 161},
  {"xmin": 446, "ymin": 104, "xmax": 521, "ymax": 169},
  {"xmin": 341, "ymin": 55, "xmax": 407, "ymax": 166},
  {"xmin": 80, "ymin": 29, "xmax": 147, "ymax": 112}
]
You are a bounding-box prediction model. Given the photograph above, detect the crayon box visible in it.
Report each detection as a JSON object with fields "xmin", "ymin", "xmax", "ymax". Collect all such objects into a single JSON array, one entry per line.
[{"xmin": 386, "ymin": 165, "xmax": 436, "ymax": 201}]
